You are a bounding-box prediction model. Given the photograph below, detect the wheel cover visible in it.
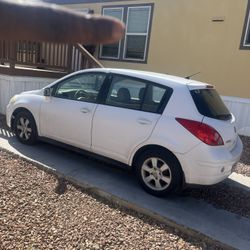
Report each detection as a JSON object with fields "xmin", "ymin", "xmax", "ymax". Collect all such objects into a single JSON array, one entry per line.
[
  {"xmin": 141, "ymin": 157, "xmax": 172, "ymax": 191},
  {"xmin": 16, "ymin": 117, "xmax": 32, "ymax": 141}
]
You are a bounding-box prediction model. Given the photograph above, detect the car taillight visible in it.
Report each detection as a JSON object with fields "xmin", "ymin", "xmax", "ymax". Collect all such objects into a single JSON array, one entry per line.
[{"xmin": 176, "ymin": 118, "xmax": 224, "ymax": 146}]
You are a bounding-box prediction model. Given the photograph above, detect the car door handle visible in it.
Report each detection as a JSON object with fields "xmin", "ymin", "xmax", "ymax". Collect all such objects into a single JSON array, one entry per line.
[
  {"xmin": 80, "ymin": 108, "xmax": 90, "ymax": 113},
  {"xmin": 137, "ymin": 118, "xmax": 152, "ymax": 125}
]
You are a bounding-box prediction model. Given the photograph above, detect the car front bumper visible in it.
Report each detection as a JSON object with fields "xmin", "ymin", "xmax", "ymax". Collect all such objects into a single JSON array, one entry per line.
[
  {"xmin": 177, "ymin": 136, "xmax": 243, "ymax": 185},
  {"xmin": 6, "ymin": 103, "xmax": 13, "ymax": 129}
]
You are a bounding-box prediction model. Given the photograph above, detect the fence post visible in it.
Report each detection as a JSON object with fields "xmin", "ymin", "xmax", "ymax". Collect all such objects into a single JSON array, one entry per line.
[
  {"xmin": 67, "ymin": 44, "xmax": 73, "ymax": 74},
  {"xmin": 75, "ymin": 44, "xmax": 104, "ymax": 69},
  {"xmin": 9, "ymin": 40, "xmax": 16, "ymax": 72}
]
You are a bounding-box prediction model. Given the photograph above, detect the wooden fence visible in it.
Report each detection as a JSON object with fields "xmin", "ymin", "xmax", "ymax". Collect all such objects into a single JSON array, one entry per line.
[{"xmin": 0, "ymin": 40, "xmax": 102, "ymax": 78}]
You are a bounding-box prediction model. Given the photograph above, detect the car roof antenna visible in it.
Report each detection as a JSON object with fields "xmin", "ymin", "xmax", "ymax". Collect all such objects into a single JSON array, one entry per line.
[{"xmin": 185, "ymin": 72, "xmax": 201, "ymax": 79}]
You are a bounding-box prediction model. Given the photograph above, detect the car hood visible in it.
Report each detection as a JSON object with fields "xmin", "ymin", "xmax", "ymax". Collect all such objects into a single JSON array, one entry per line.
[{"xmin": 20, "ymin": 89, "xmax": 43, "ymax": 96}]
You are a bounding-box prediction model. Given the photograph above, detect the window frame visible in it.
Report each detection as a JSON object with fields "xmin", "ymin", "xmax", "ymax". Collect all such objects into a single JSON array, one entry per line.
[
  {"xmin": 123, "ymin": 5, "xmax": 151, "ymax": 61},
  {"xmin": 99, "ymin": 7, "xmax": 124, "ymax": 59},
  {"xmin": 103, "ymin": 73, "xmax": 173, "ymax": 114},
  {"xmin": 99, "ymin": 3, "xmax": 154, "ymax": 63},
  {"xmin": 241, "ymin": 0, "xmax": 250, "ymax": 49}
]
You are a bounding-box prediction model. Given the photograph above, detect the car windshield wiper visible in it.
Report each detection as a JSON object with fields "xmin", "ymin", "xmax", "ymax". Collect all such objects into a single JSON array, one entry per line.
[{"xmin": 214, "ymin": 114, "xmax": 232, "ymax": 120}]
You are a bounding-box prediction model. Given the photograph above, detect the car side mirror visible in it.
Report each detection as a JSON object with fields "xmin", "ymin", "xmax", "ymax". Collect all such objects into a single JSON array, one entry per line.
[{"xmin": 44, "ymin": 88, "xmax": 52, "ymax": 97}]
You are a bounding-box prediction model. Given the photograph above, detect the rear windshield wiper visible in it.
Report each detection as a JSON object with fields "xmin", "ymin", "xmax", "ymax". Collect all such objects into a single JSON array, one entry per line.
[{"xmin": 214, "ymin": 114, "xmax": 232, "ymax": 120}]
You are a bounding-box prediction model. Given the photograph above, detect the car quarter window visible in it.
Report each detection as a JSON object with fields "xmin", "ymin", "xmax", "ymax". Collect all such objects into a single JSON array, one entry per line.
[
  {"xmin": 105, "ymin": 75, "xmax": 172, "ymax": 113},
  {"xmin": 53, "ymin": 73, "xmax": 106, "ymax": 103}
]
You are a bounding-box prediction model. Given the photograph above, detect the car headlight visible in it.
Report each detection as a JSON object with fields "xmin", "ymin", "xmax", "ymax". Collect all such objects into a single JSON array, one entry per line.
[{"xmin": 9, "ymin": 95, "xmax": 17, "ymax": 104}]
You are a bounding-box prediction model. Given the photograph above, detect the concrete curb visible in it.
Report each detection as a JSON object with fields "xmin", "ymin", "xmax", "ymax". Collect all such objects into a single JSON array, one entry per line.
[
  {"xmin": 0, "ymin": 147, "xmax": 233, "ymax": 249},
  {"xmin": 227, "ymin": 172, "xmax": 250, "ymax": 192}
]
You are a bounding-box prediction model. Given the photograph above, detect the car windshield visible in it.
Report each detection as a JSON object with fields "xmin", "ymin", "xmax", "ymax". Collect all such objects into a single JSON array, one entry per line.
[{"xmin": 190, "ymin": 88, "xmax": 231, "ymax": 120}]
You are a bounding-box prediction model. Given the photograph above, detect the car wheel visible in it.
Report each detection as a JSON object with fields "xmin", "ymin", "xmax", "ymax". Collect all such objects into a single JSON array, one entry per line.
[
  {"xmin": 14, "ymin": 111, "xmax": 38, "ymax": 145},
  {"xmin": 135, "ymin": 149, "xmax": 183, "ymax": 196}
]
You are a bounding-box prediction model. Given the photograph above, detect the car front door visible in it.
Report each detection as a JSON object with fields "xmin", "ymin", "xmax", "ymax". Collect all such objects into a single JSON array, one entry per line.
[
  {"xmin": 40, "ymin": 72, "xmax": 107, "ymax": 150},
  {"xmin": 92, "ymin": 74, "xmax": 172, "ymax": 164}
]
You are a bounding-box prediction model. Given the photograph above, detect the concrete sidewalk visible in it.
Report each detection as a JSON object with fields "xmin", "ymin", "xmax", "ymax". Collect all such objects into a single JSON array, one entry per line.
[{"xmin": 0, "ymin": 128, "xmax": 250, "ymax": 250}]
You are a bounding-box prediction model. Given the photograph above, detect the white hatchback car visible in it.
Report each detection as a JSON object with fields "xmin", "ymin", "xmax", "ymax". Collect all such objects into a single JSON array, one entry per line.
[{"xmin": 6, "ymin": 68, "xmax": 243, "ymax": 196}]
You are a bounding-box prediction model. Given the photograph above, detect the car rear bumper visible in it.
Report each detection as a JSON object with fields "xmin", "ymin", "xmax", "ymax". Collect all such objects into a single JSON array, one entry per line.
[{"xmin": 177, "ymin": 136, "xmax": 243, "ymax": 185}]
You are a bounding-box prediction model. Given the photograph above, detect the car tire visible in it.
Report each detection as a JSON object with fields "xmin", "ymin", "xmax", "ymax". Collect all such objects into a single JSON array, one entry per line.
[
  {"xmin": 135, "ymin": 149, "xmax": 183, "ymax": 196},
  {"xmin": 14, "ymin": 111, "xmax": 38, "ymax": 145}
]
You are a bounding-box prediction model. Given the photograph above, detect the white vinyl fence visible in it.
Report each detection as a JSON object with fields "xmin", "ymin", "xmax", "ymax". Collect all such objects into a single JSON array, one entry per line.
[
  {"xmin": 222, "ymin": 96, "xmax": 250, "ymax": 137},
  {"xmin": 0, "ymin": 74, "xmax": 249, "ymax": 137},
  {"xmin": 0, "ymin": 74, "xmax": 55, "ymax": 114}
]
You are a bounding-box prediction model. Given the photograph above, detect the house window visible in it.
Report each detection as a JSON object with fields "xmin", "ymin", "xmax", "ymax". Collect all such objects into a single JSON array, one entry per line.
[
  {"xmin": 100, "ymin": 4, "xmax": 153, "ymax": 62},
  {"xmin": 241, "ymin": 1, "xmax": 250, "ymax": 48},
  {"xmin": 100, "ymin": 8, "xmax": 123, "ymax": 59},
  {"xmin": 124, "ymin": 6, "xmax": 151, "ymax": 60}
]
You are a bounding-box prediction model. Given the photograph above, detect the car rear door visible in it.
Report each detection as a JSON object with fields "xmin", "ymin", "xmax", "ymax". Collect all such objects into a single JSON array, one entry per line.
[{"xmin": 91, "ymin": 74, "xmax": 173, "ymax": 164}]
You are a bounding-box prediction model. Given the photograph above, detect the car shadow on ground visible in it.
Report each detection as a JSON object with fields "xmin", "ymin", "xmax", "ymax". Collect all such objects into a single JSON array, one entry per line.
[{"xmin": 0, "ymin": 127, "xmax": 131, "ymax": 177}]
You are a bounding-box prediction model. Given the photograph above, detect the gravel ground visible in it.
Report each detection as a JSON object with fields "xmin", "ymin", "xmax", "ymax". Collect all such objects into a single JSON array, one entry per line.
[
  {"xmin": 0, "ymin": 150, "xmax": 223, "ymax": 250},
  {"xmin": 234, "ymin": 136, "xmax": 250, "ymax": 176},
  {"xmin": 184, "ymin": 182, "xmax": 250, "ymax": 219}
]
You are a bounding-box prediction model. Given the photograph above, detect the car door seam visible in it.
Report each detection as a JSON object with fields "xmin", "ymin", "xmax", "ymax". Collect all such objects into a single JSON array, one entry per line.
[{"xmin": 90, "ymin": 104, "xmax": 99, "ymax": 150}]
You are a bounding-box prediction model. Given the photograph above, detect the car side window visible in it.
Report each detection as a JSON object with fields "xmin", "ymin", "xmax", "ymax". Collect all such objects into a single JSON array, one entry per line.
[
  {"xmin": 53, "ymin": 73, "xmax": 106, "ymax": 103},
  {"xmin": 105, "ymin": 75, "xmax": 172, "ymax": 113},
  {"xmin": 106, "ymin": 75, "xmax": 146, "ymax": 110}
]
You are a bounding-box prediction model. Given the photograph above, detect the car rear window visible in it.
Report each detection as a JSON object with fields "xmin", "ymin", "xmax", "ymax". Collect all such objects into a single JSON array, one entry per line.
[{"xmin": 190, "ymin": 88, "xmax": 232, "ymax": 120}]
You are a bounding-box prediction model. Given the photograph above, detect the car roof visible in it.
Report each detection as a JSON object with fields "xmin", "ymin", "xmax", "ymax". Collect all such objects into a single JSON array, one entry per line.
[{"xmin": 80, "ymin": 68, "xmax": 208, "ymax": 89}]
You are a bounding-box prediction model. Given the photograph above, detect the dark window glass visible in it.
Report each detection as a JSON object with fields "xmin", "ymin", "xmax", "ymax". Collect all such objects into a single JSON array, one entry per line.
[
  {"xmin": 106, "ymin": 75, "xmax": 146, "ymax": 110},
  {"xmin": 242, "ymin": 7, "xmax": 250, "ymax": 47},
  {"xmin": 245, "ymin": 10, "xmax": 250, "ymax": 44},
  {"xmin": 246, "ymin": 27, "xmax": 250, "ymax": 44},
  {"xmin": 105, "ymin": 75, "xmax": 172, "ymax": 113},
  {"xmin": 125, "ymin": 35, "xmax": 147, "ymax": 60},
  {"xmin": 101, "ymin": 43, "xmax": 119, "ymax": 58},
  {"xmin": 190, "ymin": 89, "xmax": 232, "ymax": 120}
]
